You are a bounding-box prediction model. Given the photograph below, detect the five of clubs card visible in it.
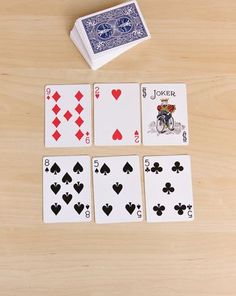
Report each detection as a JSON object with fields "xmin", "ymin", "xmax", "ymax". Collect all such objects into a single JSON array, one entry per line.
[{"xmin": 144, "ymin": 155, "xmax": 194, "ymax": 222}]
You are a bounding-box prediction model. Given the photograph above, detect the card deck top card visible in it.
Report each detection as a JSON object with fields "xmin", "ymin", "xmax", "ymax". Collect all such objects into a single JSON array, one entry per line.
[
  {"xmin": 75, "ymin": 0, "xmax": 151, "ymax": 59},
  {"xmin": 70, "ymin": 0, "xmax": 151, "ymax": 70}
]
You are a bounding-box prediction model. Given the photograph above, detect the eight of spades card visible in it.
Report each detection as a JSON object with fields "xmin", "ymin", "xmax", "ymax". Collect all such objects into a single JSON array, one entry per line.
[
  {"xmin": 43, "ymin": 156, "xmax": 92, "ymax": 223},
  {"xmin": 141, "ymin": 84, "xmax": 189, "ymax": 146},
  {"xmin": 45, "ymin": 84, "xmax": 92, "ymax": 147},
  {"xmin": 144, "ymin": 155, "xmax": 194, "ymax": 222},
  {"xmin": 92, "ymin": 156, "xmax": 143, "ymax": 224},
  {"xmin": 94, "ymin": 83, "xmax": 141, "ymax": 146}
]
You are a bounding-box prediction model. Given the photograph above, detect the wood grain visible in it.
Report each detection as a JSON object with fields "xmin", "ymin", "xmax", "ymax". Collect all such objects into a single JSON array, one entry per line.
[{"xmin": 0, "ymin": 0, "xmax": 236, "ymax": 295}]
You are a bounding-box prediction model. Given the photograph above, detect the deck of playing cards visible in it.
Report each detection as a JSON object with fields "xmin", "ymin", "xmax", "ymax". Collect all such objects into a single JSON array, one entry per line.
[{"xmin": 70, "ymin": 0, "xmax": 151, "ymax": 70}]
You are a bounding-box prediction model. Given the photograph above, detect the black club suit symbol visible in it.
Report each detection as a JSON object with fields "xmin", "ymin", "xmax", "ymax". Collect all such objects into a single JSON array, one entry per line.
[
  {"xmin": 174, "ymin": 203, "xmax": 187, "ymax": 215},
  {"xmin": 172, "ymin": 161, "xmax": 184, "ymax": 173},
  {"xmin": 162, "ymin": 182, "xmax": 175, "ymax": 194},
  {"xmin": 151, "ymin": 162, "xmax": 163, "ymax": 174},
  {"xmin": 153, "ymin": 204, "xmax": 165, "ymax": 216}
]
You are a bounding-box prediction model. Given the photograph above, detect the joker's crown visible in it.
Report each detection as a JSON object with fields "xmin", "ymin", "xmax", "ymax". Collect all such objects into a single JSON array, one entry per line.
[{"xmin": 161, "ymin": 98, "xmax": 169, "ymax": 103}]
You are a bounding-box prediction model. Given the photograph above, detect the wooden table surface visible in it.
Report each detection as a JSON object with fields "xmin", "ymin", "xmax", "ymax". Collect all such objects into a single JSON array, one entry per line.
[{"xmin": 1, "ymin": 1, "xmax": 236, "ymax": 295}]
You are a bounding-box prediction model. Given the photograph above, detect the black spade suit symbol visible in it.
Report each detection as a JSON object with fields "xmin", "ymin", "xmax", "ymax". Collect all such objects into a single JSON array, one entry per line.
[
  {"xmin": 112, "ymin": 182, "xmax": 123, "ymax": 195},
  {"xmin": 125, "ymin": 202, "xmax": 136, "ymax": 215},
  {"xmin": 102, "ymin": 204, "xmax": 113, "ymax": 216},
  {"xmin": 50, "ymin": 182, "xmax": 61, "ymax": 194},
  {"xmin": 73, "ymin": 162, "xmax": 83, "ymax": 174},
  {"xmin": 62, "ymin": 192, "xmax": 73, "ymax": 204},
  {"xmin": 62, "ymin": 172, "xmax": 72, "ymax": 184},
  {"xmin": 123, "ymin": 162, "xmax": 133, "ymax": 174},
  {"xmin": 100, "ymin": 163, "xmax": 111, "ymax": 175},
  {"xmin": 50, "ymin": 163, "xmax": 61, "ymax": 175},
  {"xmin": 74, "ymin": 202, "xmax": 85, "ymax": 215},
  {"xmin": 73, "ymin": 182, "xmax": 84, "ymax": 194},
  {"xmin": 51, "ymin": 203, "xmax": 61, "ymax": 215}
]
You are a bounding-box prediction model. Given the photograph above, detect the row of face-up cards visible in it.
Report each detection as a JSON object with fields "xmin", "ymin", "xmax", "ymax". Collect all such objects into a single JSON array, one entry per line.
[
  {"xmin": 43, "ymin": 155, "xmax": 194, "ymax": 224},
  {"xmin": 70, "ymin": 0, "xmax": 151, "ymax": 70},
  {"xmin": 45, "ymin": 83, "xmax": 189, "ymax": 147}
]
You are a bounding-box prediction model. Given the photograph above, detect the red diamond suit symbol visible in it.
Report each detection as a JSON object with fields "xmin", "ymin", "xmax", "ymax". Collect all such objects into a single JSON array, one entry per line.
[
  {"xmin": 52, "ymin": 130, "xmax": 61, "ymax": 141},
  {"xmin": 64, "ymin": 111, "xmax": 72, "ymax": 121},
  {"xmin": 75, "ymin": 117, "xmax": 84, "ymax": 127},
  {"xmin": 75, "ymin": 91, "xmax": 83, "ymax": 101},
  {"xmin": 52, "ymin": 104, "xmax": 60, "ymax": 115},
  {"xmin": 75, "ymin": 104, "xmax": 83, "ymax": 114},
  {"xmin": 76, "ymin": 130, "xmax": 84, "ymax": 141},
  {"xmin": 52, "ymin": 117, "xmax": 61, "ymax": 128},
  {"xmin": 52, "ymin": 91, "xmax": 61, "ymax": 102}
]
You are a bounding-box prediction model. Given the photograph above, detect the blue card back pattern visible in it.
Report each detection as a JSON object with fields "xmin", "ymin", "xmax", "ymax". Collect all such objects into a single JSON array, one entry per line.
[{"xmin": 82, "ymin": 3, "xmax": 149, "ymax": 54}]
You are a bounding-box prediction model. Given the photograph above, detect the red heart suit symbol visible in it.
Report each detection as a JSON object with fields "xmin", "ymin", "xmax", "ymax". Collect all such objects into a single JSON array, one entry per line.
[
  {"xmin": 111, "ymin": 89, "xmax": 121, "ymax": 100},
  {"xmin": 112, "ymin": 129, "xmax": 123, "ymax": 141}
]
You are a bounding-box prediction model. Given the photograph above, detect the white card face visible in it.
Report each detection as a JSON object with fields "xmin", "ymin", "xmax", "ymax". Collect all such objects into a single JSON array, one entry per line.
[
  {"xmin": 94, "ymin": 83, "xmax": 141, "ymax": 146},
  {"xmin": 144, "ymin": 155, "xmax": 194, "ymax": 222},
  {"xmin": 43, "ymin": 156, "xmax": 92, "ymax": 223},
  {"xmin": 45, "ymin": 84, "xmax": 92, "ymax": 147},
  {"xmin": 92, "ymin": 156, "xmax": 143, "ymax": 224},
  {"xmin": 141, "ymin": 84, "xmax": 189, "ymax": 145}
]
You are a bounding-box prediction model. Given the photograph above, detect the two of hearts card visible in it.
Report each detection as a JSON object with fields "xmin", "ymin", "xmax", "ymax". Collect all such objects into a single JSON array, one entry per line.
[
  {"xmin": 43, "ymin": 155, "xmax": 194, "ymax": 224},
  {"xmin": 45, "ymin": 83, "xmax": 189, "ymax": 147},
  {"xmin": 70, "ymin": 0, "xmax": 151, "ymax": 70}
]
